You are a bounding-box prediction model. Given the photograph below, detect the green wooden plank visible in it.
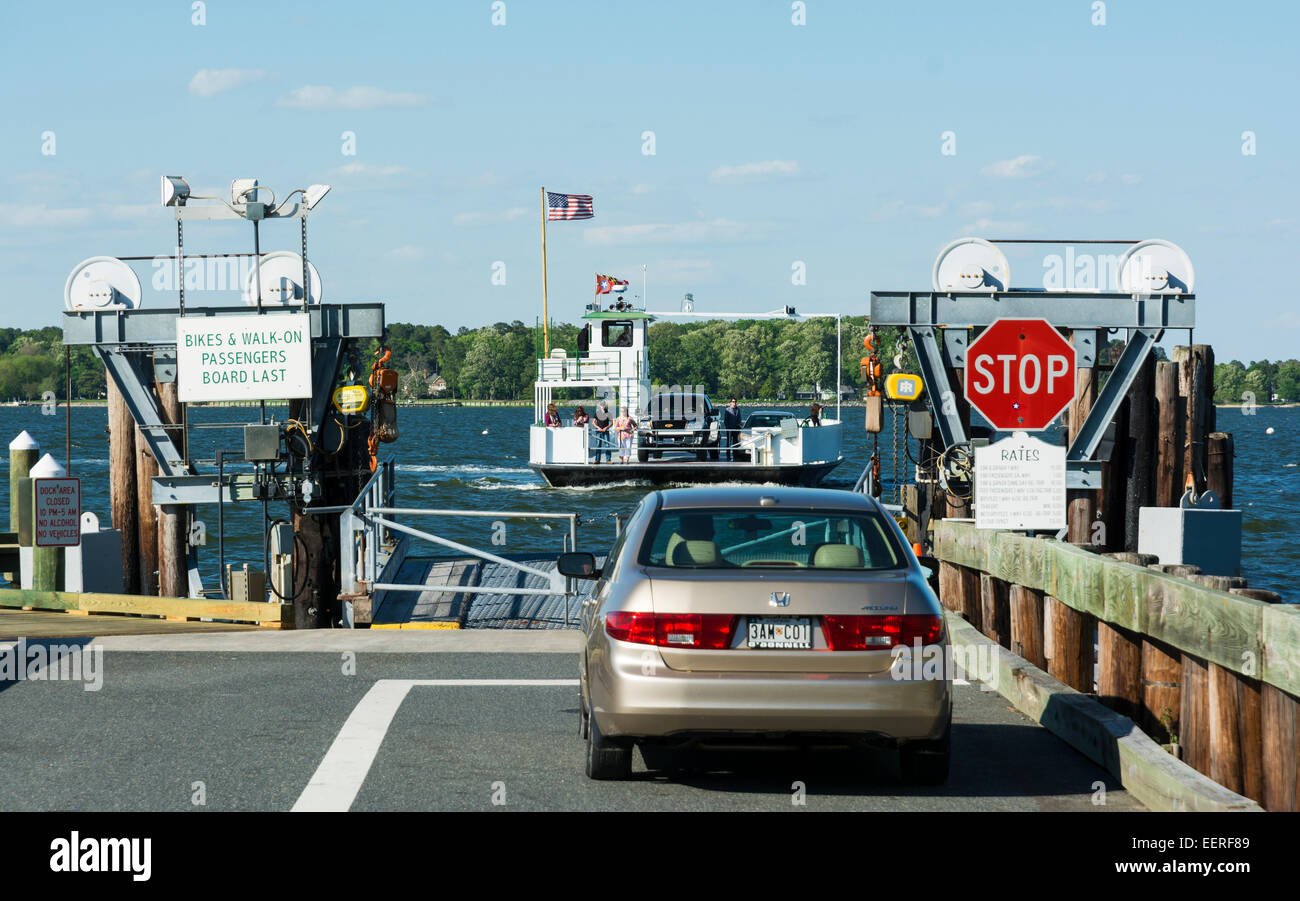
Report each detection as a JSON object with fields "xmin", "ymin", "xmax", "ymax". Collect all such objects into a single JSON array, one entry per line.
[{"xmin": 1262, "ymin": 604, "xmax": 1300, "ymax": 698}]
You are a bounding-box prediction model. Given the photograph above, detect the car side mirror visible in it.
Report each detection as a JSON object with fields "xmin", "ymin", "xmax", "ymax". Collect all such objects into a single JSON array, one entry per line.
[{"xmin": 557, "ymin": 552, "xmax": 601, "ymax": 579}]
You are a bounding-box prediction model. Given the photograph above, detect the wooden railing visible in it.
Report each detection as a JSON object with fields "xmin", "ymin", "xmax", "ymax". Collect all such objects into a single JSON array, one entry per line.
[{"xmin": 934, "ymin": 519, "xmax": 1300, "ymax": 811}]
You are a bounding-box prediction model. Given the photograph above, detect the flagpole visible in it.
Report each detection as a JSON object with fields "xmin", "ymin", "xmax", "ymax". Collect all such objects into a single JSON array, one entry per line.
[{"xmin": 541, "ymin": 186, "xmax": 550, "ymax": 356}]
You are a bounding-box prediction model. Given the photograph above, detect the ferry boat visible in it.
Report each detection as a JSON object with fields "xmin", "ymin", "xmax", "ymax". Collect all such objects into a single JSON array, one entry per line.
[{"xmin": 527, "ymin": 300, "xmax": 844, "ymax": 487}]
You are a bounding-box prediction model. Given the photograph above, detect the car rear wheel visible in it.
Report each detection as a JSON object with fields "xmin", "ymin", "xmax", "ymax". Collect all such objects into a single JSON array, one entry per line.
[
  {"xmin": 637, "ymin": 449, "xmax": 649, "ymax": 463},
  {"xmin": 899, "ymin": 720, "xmax": 950, "ymax": 786},
  {"xmin": 586, "ymin": 704, "xmax": 633, "ymax": 780}
]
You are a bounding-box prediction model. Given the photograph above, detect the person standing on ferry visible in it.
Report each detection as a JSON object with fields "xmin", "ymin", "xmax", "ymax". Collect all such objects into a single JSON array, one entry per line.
[
  {"xmin": 614, "ymin": 406, "xmax": 636, "ymax": 464},
  {"xmin": 591, "ymin": 401, "xmax": 612, "ymax": 463},
  {"xmin": 720, "ymin": 397, "xmax": 742, "ymax": 461},
  {"xmin": 544, "ymin": 402, "xmax": 562, "ymax": 428}
]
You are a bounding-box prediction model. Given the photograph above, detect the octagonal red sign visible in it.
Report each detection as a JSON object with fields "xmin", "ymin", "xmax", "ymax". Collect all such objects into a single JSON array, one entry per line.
[{"xmin": 964, "ymin": 318, "xmax": 1076, "ymax": 431}]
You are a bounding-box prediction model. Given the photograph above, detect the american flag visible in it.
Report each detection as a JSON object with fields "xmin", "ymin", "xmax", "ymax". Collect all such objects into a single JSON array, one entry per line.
[{"xmin": 547, "ymin": 191, "xmax": 594, "ymax": 221}]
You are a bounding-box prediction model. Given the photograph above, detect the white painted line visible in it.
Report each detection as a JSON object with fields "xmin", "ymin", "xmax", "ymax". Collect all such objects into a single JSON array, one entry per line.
[
  {"xmin": 291, "ymin": 678, "xmax": 578, "ymax": 812},
  {"xmin": 953, "ymin": 678, "xmax": 971, "ymax": 686}
]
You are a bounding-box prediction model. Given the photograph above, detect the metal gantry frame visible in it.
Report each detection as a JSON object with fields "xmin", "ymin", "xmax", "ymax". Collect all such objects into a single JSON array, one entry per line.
[{"xmin": 868, "ymin": 290, "xmax": 1196, "ymax": 490}]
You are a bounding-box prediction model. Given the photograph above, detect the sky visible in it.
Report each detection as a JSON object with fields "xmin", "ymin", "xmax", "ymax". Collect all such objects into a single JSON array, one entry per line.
[{"xmin": 0, "ymin": 0, "xmax": 1296, "ymax": 361}]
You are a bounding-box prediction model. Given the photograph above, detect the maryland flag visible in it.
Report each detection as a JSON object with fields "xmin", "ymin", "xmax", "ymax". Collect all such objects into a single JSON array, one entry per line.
[{"xmin": 596, "ymin": 273, "xmax": 629, "ymax": 295}]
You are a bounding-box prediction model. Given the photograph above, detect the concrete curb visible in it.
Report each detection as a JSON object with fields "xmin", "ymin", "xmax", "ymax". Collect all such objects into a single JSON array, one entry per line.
[
  {"xmin": 945, "ymin": 611, "xmax": 1262, "ymax": 812},
  {"xmin": 80, "ymin": 629, "xmax": 585, "ymax": 654}
]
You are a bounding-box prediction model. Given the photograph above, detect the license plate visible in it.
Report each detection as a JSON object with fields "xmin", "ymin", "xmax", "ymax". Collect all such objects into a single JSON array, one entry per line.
[{"xmin": 748, "ymin": 617, "xmax": 813, "ymax": 649}]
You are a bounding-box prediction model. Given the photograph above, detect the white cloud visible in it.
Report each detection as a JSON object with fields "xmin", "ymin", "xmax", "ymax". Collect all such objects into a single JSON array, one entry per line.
[
  {"xmin": 278, "ymin": 85, "xmax": 429, "ymax": 110},
  {"xmin": 334, "ymin": 162, "xmax": 416, "ymax": 177},
  {"xmin": 453, "ymin": 207, "xmax": 530, "ymax": 227},
  {"xmin": 583, "ymin": 219, "xmax": 773, "ymax": 246},
  {"xmin": 1085, "ymin": 172, "xmax": 1106, "ymax": 184},
  {"xmin": 1266, "ymin": 311, "xmax": 1300, "ymax": 329},
  {"xmin": 959, "ymin": 216, "xmax": 1032, "ymax": 235},
  {"xmin": 189, "ymin": 69, "xmax": 267, "ymax": 98},
  {"xmin": 630, "ymin": 183, "xmax": 652, "ymax": 195},
  {"xmin": 959, "ymin": 201, "xmax": 995, "ymax": 217},
  {"xmin": 708, "ymin": 160, "xmax": 801, "ymax": 184},
  {"xmin": 980, "ymin": 155, "xmax": 1052, "ymax": 179},
  {"xmin": 384, "ymin": 245, "xmax": 426, "ymax": 262},
  {"xmin": 1120, "ymin": 173, "xmax": 1143, "ymax": 185},
  {"xmin": 0, "ymin": 203, "xmax": 94, "ymax": 228}
]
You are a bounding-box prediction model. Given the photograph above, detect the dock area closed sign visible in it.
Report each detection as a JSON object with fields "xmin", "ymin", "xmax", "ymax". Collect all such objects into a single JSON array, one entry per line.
[
  {"xmin": 34, "ymin": 477, "xmax": 80, "ymax": 547},
  {"xmin": 176, "ymin": 313, "xmax": 312, "ymax": 403}
]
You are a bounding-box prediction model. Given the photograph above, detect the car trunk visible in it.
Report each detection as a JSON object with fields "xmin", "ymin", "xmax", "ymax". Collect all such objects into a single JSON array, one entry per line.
[{"xmin": 647, "ymin": 569, "xmax": 913, "ymax": 673}]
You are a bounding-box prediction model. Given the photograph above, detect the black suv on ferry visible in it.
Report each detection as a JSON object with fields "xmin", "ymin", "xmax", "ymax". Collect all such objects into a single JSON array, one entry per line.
[{"xmin": 636, "ymin": 392, "xmax": 720, "ymax": 462}]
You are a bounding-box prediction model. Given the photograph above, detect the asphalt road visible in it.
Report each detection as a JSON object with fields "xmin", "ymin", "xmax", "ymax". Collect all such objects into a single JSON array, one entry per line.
[{"xmin": 0, "ymin": 633, "xmax": 1142, "ymax": 812}]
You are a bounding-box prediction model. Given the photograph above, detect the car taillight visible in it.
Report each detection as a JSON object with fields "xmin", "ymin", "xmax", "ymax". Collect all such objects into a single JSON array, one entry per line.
[
  {"xmin": 821, "ymin": 614, "xmax": 943, "ymax": 650},
  {"xmin": 605, "ymin": 612, "xmax": 736, "ymax": 649}
]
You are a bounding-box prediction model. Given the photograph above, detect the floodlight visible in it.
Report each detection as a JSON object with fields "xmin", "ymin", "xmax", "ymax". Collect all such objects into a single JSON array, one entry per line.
[
  {"xmin": 231, "ymin": 178, "xmax": 259, "ymax": 205},
  {"xmin": 160, "ymin": 175, "xmax": 190, "ymax": 207},
  {"xmin": 304, "ymin": 184, "xmax": 332, "ymax": 210}
]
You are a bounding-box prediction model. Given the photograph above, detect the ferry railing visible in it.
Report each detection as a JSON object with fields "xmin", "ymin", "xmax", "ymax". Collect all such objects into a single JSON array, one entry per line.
[{"xmin": 535, "ymin": 352, "xmax": 622, "ymax": 383}]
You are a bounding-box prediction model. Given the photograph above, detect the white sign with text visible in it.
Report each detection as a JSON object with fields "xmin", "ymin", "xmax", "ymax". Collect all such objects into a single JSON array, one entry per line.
[
  {"xmin": 176, "ymin": 313, "xmax": 312, "ymax": 403},
  {"xmin": 974, "ymin": 433, "xmax": 1066, "ymax": 531}
]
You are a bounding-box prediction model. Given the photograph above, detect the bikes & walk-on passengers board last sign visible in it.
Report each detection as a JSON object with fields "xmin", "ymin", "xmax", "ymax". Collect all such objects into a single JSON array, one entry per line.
[
  {"xmin": 176, "ymin": 313, "xmax": 313, "ymax": 403},
  {"xmin": 974, "ymin": 433, "xmax": 1066, "ymax": 531}
]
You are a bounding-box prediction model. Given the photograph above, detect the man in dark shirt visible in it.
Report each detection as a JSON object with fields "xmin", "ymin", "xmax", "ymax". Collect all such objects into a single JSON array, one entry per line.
[{"xmin": 720, "ymin": 397, "xmax": 742, "ymax": 461}]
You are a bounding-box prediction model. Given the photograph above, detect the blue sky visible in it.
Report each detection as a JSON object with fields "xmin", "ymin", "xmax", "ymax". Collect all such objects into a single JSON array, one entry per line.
[{"xmin": 1, "ymin": 0, "xmax": 1296, "ymax": 360}]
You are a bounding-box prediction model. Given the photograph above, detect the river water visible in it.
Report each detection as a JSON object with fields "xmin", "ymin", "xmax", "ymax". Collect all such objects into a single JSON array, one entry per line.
[{"xmin": 0, "ymin": 403, "xmax": 1294, "ymax": 596}]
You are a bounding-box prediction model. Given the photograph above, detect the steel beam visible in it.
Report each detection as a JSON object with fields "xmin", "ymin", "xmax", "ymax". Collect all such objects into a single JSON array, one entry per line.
[
  {"xmin": 1066, "ymin": 328, "xmax": 1160, "ymax": 462},
  {"xmin": 870, "ymin": 292, "xmax": 1195, "ymax": 330},
  {"xmin": 96, "ymin": 347, "xmax": 192, "ymax": 478},
  {"xmin": 909, "ymin": 326, "xmax": 967, "ymax": 450},
  {"xmin": 62, "ymin": 303, "xmax": 385, "ymax": 346},
  {"xmin": 309, "ymin": 338, "xmax": 344, "ymax": 434}
]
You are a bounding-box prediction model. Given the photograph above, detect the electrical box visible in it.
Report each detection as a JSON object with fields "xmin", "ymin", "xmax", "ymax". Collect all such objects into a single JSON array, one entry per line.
[
  {"xmin": 908, "ymin": 410, "xmax": 933, "ymax": 440},
  {"xmin": 244, "ymin": 424, "xmax": 281, "ymax": 462},
  {"xmin": 225, "ymin": 564, "xmax": 267, "ymax": 603}
]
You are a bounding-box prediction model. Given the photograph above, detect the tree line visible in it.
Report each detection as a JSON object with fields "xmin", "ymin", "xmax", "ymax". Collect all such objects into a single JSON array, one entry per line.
[{"xmin": 2, "ymin": 321, "xmax": 1298, "ymax": 405}]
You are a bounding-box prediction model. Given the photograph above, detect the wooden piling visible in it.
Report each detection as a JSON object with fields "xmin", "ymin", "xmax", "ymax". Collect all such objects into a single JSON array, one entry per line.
[
  {"xmin": 7, "ymin": 431, "xmax": 38, "ymax": 582},
  {"xmin": 107, "ymin": 377, "xmax": 140, "ymax": 594},
  {"xmin": 1206, "ymin": 432, "xmax": 1234, "ymax": 509},
  {"xmin": 1261, "ymin": 684, "xmax": 1300, "ymax": 811},
  {"xmin": 957, "ymin": 565, "xmax": 982, "ymax": 632},
  {"xmin": 1140, "ymin": 637, "xmax": 1182, "ymax": 743},
  {"xmin": 978, "ymin": 573, "xmax": 1010, "ymax": 648},
  {"xmin": 1154, "ymin": 360, "xmax": 1184, "ymax": 507},
  {"xmin": 156, "ymin": 377, "xmax": 187, "ymax": 598},
  {"xmin": 938, "ymin": 561, "xmax": 960, "ymax": 613},
  {"xmin": 1122, "ymin": 353, "xmax": 1155, "ymax": 550},
  {"xmin": 1097, "ymin": 622, "xmax": 1142, "ymax": 720},
  {"xmin": 1046, "ymin": 594, "xmax": 1093, "ymax": 693},
  {"xmin": 1174, "ymin": 345, "xmax": 1214, "ymax": 495},
  {"xmin": 1067, "ymin": 331, "xmax": 1098, "ymax": 543},
  {"xmin": 1180, "ymin": 654, "xmax": 1210, "ymax": 775},
  {"xmin": 1208, "ymin": 663, "xmax": 1263, "ymax": 802},
  {"xmin": 135, "ymin": 424, "xmax": 159, "ymax": 598},
  {"xmin": 1008, "ymin": 584, "xmax": 1046, "ymax": 670}
]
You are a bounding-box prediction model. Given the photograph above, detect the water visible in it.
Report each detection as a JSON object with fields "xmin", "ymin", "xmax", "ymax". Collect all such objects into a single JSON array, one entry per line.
[{"xmin": 0, "ymin": 404, "xmax": 1294, "ymax": 595}]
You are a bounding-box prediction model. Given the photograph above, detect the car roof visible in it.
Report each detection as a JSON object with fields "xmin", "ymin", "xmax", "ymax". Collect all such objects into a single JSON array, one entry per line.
[
  {"xmin": 656, "ymin": 485, "xmax": 882, "ymax": 513},
  {"xmin": 744, "ymin": 410, "xmax": 790, "ymax": 418}
]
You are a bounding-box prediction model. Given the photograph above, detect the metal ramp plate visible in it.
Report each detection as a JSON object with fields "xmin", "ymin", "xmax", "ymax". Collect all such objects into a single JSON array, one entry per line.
[{"xmin": 369, "ymin": 559, "xmax": 481, "ymax": 630}]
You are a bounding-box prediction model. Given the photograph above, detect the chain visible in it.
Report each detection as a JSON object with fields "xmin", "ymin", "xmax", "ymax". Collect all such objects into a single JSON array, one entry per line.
[
  {"xmin": 176, "ymin": 219, "xmax": 184, "ymax": 312},
  {"xmin": 891, "ymin": 401, "xmax": 901, "ymax": 504},
  {"xmin": 301, "ymin": 216, "xmax": 310, "ymax": 308}
]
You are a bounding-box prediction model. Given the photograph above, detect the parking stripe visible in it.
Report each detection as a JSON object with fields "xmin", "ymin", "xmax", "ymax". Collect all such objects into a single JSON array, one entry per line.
[{"xmin": 291, "ymin": 678, "xmax": 578, "ymax": 812}]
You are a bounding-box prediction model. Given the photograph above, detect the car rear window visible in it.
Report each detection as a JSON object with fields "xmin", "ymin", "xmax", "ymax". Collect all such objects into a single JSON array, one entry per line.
[{"xmin": 639, "ymin": 508, "xmax": 904, "ymax": 570}]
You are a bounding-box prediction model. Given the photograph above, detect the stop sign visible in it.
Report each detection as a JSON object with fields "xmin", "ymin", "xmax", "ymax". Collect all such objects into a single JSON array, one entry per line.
[{"xmin": 964, "ymin": 318, "xmax": 1076, "ymax": 431}]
